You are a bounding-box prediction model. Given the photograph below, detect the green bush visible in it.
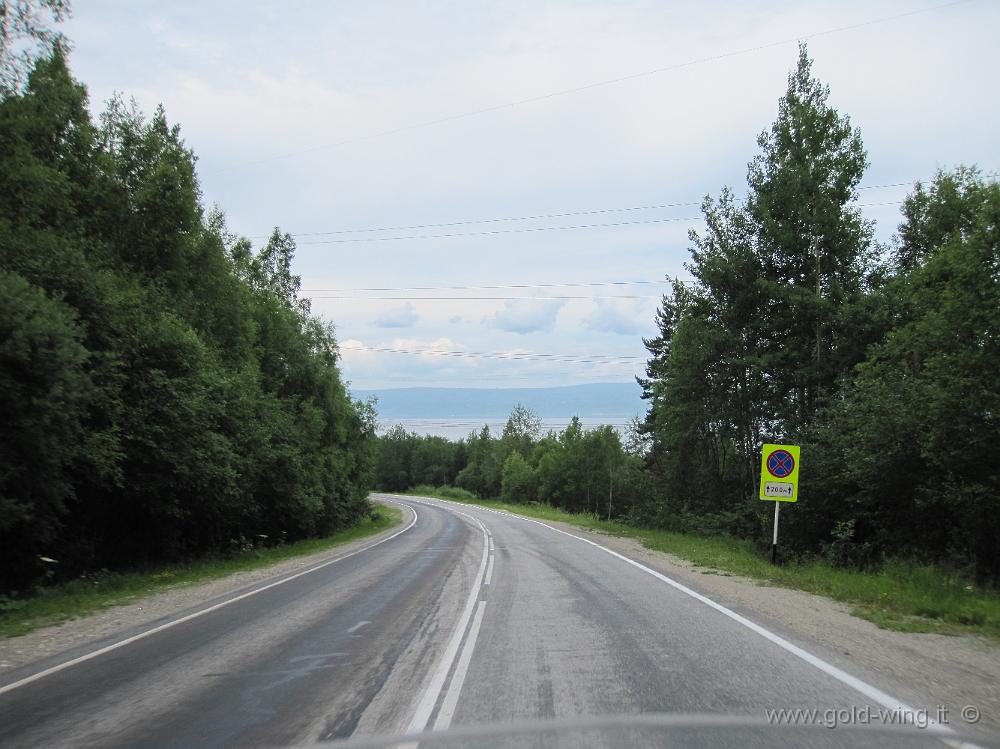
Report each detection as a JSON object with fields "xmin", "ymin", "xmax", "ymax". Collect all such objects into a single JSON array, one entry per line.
[{"xmin": 434, "ymin": 485, "xmax": 477, "ymax": 500}]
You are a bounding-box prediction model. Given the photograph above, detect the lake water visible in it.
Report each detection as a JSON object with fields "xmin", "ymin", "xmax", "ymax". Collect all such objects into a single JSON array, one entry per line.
[{"xmin": 378, "ymin": 416, "xmax": 638, "ymax": 440}]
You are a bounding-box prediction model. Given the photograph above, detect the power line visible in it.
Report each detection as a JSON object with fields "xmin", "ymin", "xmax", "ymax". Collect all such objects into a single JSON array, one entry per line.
[
  {"xmin": 298, "ymin": 215, "xmax": 704, "ymax": 244},
  {"xmin": 277, "ymin": 201, "xmax": 703, "ymax": 238},
  {"xmin": 304, "ymin": 280, "xmax": 668, "ymax": 293},
  {"xmin": 379, "ymin": 420, "xmax": 635, "ymax": 424},
  {"xmin": 377, "ymin": 421, "xmax": 636, "ymax": 429},
  {"xmin": 253, "ymin": 178, "xmax": 950, "ymax": 242},
  {"xmin": 315, "ymin": 294, "xmax": 661, "ymax": 301},
  {"xmin": 294, "ymin": 199, "xmax": 904, "ymax": 245},
  {"xmin": 213, "ymin": 0, "xmax": 971, "ymax": 174},
  {"xmin": 339, "ymin": 344, "xmax": 643, "ymax": 365}
]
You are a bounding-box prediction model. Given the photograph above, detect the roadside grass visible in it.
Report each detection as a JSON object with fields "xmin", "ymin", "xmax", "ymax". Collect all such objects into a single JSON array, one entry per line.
[
  {"xmin": 397, "ymin": 489, "xmax": 1000, "ymax": 640},
  {"xmin": 0, "ymin": 505, "xmax": 402, "ymax": 638}
]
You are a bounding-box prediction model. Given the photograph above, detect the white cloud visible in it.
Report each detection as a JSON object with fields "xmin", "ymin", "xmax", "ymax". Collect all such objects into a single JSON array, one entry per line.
[
  {"xmin": 339, "ymin": 336, "xmax": 480, "ymax": 387},
  {"xmin": 485, "ymin": 299, "xmax": 564, "ymax": 335},
  {"xmin": 583, "ymin": 299, "xmax": 647, "ymax": 336},
  {"xmin": 374, "ymin": 302, "xmax": 420, "ymax": 328},
  {"xmin": 61, "ymin": 1, "xmax": 1000, "ymax": 390}
]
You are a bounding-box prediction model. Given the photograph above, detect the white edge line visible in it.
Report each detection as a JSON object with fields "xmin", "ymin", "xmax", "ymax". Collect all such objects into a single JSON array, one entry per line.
[
  {"xmin": 423, "ymin": 498, "xmax": 964, "ymax": 741},
  {"xmin": 433, "ymin": 601, "xmax": 487, "ymax": 731},
  {"xmin": 404, "ymin": 502, "xmax": 490, "ymax": 735},
  {"xmin": 0, "ymin": 501, "xmax": 419, "ymax": 697}
]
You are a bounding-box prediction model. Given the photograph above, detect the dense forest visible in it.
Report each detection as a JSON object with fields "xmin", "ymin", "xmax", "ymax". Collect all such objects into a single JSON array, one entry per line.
[
  {"xmin": 375, "ymin": 406, "xmax": 648, "ymax": 516},
  {"xmin": 377, "ymin": 47, "xmax": 1000, "ymax": 584},
  {"xmin": 2, "ymin": 6, "xmax": 997, "ymax": 597},
  {"xmin": 0, "ymin": 48, "xmax": 376, "ymax": 592}
]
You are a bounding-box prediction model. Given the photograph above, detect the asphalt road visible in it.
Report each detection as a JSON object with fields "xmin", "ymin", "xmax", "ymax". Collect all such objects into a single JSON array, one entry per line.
[{"xmin": 0, "ymin": 495, "xmax": 987, "ymax": 749}]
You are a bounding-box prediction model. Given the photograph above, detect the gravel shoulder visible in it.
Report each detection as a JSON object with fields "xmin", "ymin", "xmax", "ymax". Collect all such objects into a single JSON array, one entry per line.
[
  {"xmin": 541, "ymin": 518, "xmax": 1000, "ymax": 737},
  {"xmin": 0, "ymin": 503, "xmax": 411, "ymax": 677}
]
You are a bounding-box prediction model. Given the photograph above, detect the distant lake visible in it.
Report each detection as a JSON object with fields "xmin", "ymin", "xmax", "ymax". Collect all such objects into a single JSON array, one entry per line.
[{"xmin": 378, "ymin": 416, "xmax": 637, "ymax": 440}]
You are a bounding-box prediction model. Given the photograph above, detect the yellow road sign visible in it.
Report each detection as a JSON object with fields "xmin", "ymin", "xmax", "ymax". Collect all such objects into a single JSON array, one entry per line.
[{"xmin": 759, "ymin": 443, "xmax": 800, "ymax": 503}]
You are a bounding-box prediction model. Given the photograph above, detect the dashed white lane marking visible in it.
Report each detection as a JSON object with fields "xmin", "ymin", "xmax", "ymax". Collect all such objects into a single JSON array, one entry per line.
[
  {"xmin": 0, "ymin": 502, "xmax": 419, "ymax": 697},
  {"xmin": 347, "ymin": 621, "xmax": 371, "ymax": 634},
  {"xmin": 484, "ymin": 555, "xmax": 495, "ymax": 586},
  {"xmin": 418, "ymin": 498, "xmax": 978, "ymax": 749}
]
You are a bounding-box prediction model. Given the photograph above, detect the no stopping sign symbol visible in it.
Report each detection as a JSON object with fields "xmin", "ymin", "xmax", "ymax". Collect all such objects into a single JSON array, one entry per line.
[
  {"xmin": 759, "ymin": 443, "xmax": 799, "ymax": 504},
  {"xmin": 766, "ymin": 449, "xmax": 795, "ymax": 478}
]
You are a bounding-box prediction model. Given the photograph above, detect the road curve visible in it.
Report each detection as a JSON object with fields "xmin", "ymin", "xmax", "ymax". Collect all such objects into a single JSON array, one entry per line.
[
  {"xmin": 0, "ymin": 500, "xmax": 484, "ymax": 747},
  {"xmin": 0, "ymin": 495, "xmax": 987, "ymax": 748}
]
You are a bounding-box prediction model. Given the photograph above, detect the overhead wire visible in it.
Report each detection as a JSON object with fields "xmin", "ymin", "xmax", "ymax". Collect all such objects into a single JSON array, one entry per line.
[
  {"xmin": 376, "ymin": 421, "xmax": 636, "ymax": 429},
  {"xmin": 313, "ymin": 294, "xmax": 661, "ymax": 300},
  {"xmin": 339, "ymin": 344, "xmax": 643, "ymax": 365},
  {"xmin": 295, "ymin": 200, "xmax": 906, "ymax": 245},
  {"xmin": 296, "ymin": 215, "xmax": 704, "ymax": 244},
  {"xmin": 304, "ymin": 280, "xmax": 668, "ymax": 293},
  {"xmin": 296, "ymin": 172, "xmax": 1000, "ymax": 299},
  {"xmin": 212, "ymin": 0, "xmax": 972, "ymax": 174},
  {"xmin": 252, "ymin": 183, "xmax": 950, "ymax": 243},
  {"xmin": 279, "ymin": 201, "xmax": 704, "ymax": 238},
  {"xmin": 257, "ymin": 178, "xmax": 942, "ymax": 241}
]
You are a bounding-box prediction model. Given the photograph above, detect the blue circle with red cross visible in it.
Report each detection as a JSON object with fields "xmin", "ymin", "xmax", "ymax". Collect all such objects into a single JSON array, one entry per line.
[{"xmin": 766, "ymin": 449, "xmax": 795, "ymax": 478}]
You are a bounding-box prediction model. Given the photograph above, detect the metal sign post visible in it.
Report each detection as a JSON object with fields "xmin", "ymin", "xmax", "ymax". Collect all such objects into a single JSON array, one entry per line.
[
  {"xmin": 771, "ymin": 501, "xmax": 780, "ymax": 564},
  {"xmin": 759, "ymin": 443, "xmax": 801, "ymax": 564}
]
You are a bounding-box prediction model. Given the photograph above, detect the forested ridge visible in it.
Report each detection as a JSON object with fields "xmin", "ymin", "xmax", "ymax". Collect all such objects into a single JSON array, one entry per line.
[
  {"xmin": 377, "ymin": 47, "xmax": 1000, "ymax": 584},
  {"xmin": 0, "ymin": 50, "xmax": 376, "ymax": 593}
]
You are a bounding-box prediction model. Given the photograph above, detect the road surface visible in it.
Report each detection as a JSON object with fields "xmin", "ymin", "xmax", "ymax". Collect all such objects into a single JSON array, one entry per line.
[{"xmin": 0, "ymin": 495, "xmax": 986, "ymax": 748}]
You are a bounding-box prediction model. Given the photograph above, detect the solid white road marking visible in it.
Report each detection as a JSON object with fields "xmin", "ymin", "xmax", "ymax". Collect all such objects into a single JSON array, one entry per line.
[
  {"xmin": 0, "ymin": 502, "xmax": 418, "ymax": 697},
  {"xmin": 347, "ymin": 621, "xmax": 371, "ymax": 634},
  {"xmin": 404, "ymin": 503, "xmax": 490, "ymax": 736},
  {"xmin": 419, "ymin": 498, "xmax": 972, "ymax": 746},
  {"xmin": 433, "ymin": 600, "xmax": 487, "ymax": 731}
]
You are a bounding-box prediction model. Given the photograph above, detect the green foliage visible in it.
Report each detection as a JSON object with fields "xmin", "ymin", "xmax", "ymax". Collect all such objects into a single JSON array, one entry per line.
[
  {"xmin": 455, "ymin": 424, "xmax": 501, "ymax": 498},
  {"xmin": 501, "ymin": 402, "xmax": 541, "ymax": 458},
  {"xmin": 746, "ymin": 44, "xmax": 876, "ymax": 431},
  {"xmin": 638, "ymin": 44, "xmax": 1000, "ymax": 583},
  {"xmin": 0, "ymin": 505, "xmax": 401, "ymax": 638},
  {"xmin": 804, "ymin": 170, "xmax": 1000, "ymax": 580},
  {"xmin": 0, "ymin": 52, "xmax": 375, "ymax": 593},
  {"xmin": 406, "ymin": 485, "xmax": 477, "ymax": 501},
  {"xmin": 375, "ymin": 427, "xmax": 468, "ymax": 492},
  {"xmin": 0, "ymin": 0, "xmax": 70, "ymax": 94},
  {"xmin": 500, "ymin": 452, "xmax": 536, "ymax": 503},
  {"xmin": 376, "ymin": 407, "xmax": 643, "ymax": 520},
  {"xmin": 432, "ymin": 485, "xmax": 477, "ymax": 500},
  {"xmin": 0, "ymin": 271, "xmax": 92, "ymax": 586}
]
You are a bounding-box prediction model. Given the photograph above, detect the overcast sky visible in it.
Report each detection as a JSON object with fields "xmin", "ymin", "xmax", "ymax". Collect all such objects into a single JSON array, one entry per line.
[{"xmin": 63, "ymin": 1, "xmax": 998, "ymax": 389}]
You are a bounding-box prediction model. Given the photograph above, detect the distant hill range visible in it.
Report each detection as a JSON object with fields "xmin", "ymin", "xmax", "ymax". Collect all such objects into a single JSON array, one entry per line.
[{"xmin": 351, "ymin": 382, "xmax": 645, "ymax": 420}]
